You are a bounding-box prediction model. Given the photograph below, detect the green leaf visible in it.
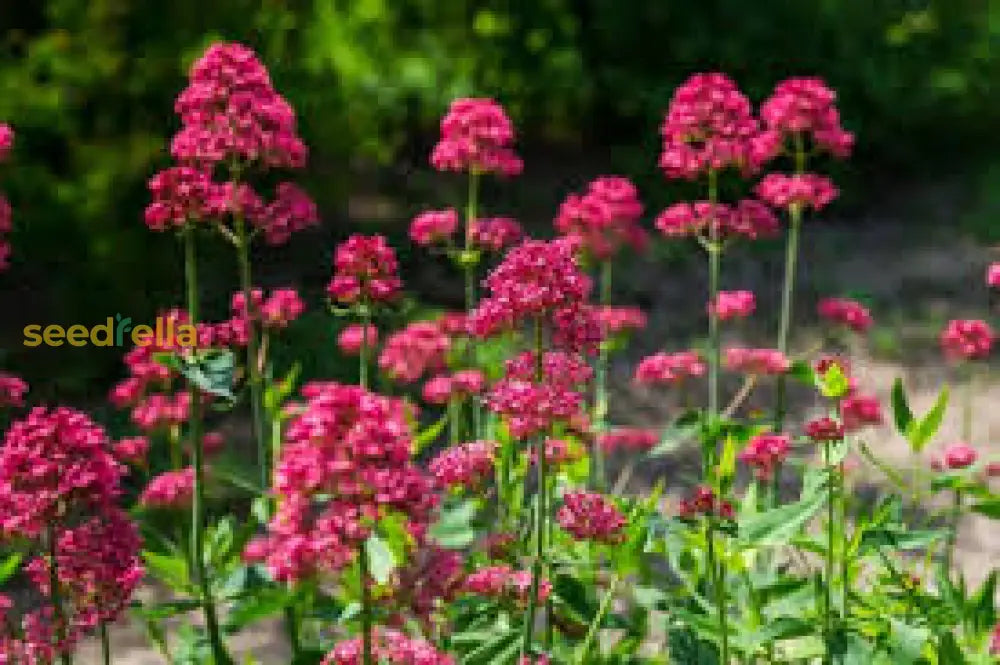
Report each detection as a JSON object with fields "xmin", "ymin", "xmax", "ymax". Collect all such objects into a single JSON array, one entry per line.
[
  {"xmin": 890, "ymin": 377, "xmax": 913, "ymax": 435},
  {"xmin": 429, "ymin": 499, "xmax": 478, "ymax": 549},
  {"xmin": 365, "ymin": 534, "xmax": 396, "ymax": 586},
  {"xmin": 142, "ymin": 550, "xmax": 191, "ymax": 592},
  {"xmin": 180, "ymin": 349, "xmax": 236, "ymax": 400},
  {"xmin": 817, "ymin": 362, "xmax": 850, "ymax": 399},
  {"xmin": 889, "ymin": 618, "xmax": 929, "ymax": 665},
  {"xmin": 649, "ymin": 410, "xmax": 700, "ymax": 456},
  {"xmin": 739, "ymin": 482, "xmax": 827, "ymax": 546},
  {"xmin": 414, "ymin": 414, "xmax": 449, "ymax": 453},
  {"xmin": 905, "ymin": 385, "xmax": 949, "ymax": 452},
  {"xmin": 971, "ymin": 498, "xmax": 1000, "ymax": 519},
  {"xmin": 224, "ymin": 586, "xmax": 293, "ymax": 633},
  {"xmin": 788, "ymin": 359, "xmax": 816, "ymax": 386},
  {"xmin": 0, "ymin": 553, "xmax": 22, "ymax": 584}
]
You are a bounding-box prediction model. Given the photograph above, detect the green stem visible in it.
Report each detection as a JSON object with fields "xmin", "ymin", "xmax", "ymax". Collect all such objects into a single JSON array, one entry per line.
[
  {"xmin": 706, "ymin": 169, "xmax": 721, "ymax": 477},
  {"xmin": 100, "ymin": 622, "xmax": 110, "ymax": 665},
  {"xmin": 236, "ymin": 217, "xmax": 268, "ymax": 489},
  {"xmin": 824, "ymin": 439, "xmax": 835, "ymax": 665},
  {"xmin": 707, "ymin": 522, "xmax": 728, "ymax": 664},
  {"xmin": 465, "ymin": 171, "xmax": 482, "ymax": 437},
  {"xmin": 359, "ymin": 540, "xmax": 373, "ymax": 665},
  {"xmin": 284, "ymin": 606, "xmax": 301, "ymax": 660},
  {"xmin": 448, "ymin": 397, "xmax": 461, "ymax": 446},
  {"xmin": 576, "ymin": 575, "xmax": 621, "ymax": 664},
  {"xmin": 48, "ymin": 525, "xmax": 71, "ymax": 665},
  {"xmin": 962, "ymin": 367, "xmax": 974, "ymax": 443},
  {"xmin": 359, "ymin": 306, "xmax": 371, "ymax": 390},
  {"xmin": 592, "ymin": 260, "xmax": 612, "ymax": 491},
  {"xmin": 522, "ymin": 318, "xmax": 547, "ymax": 655},
  {"xmin": 944, "ymin": 489, "xmax": 962, "ymax": 575},
  {"xmin": 184, "ymin": 228, "xmax": 230, "ymax": 665},
  {"xmin": 840, "ymin": 467, "xmax": 849, "ymax": 619}
]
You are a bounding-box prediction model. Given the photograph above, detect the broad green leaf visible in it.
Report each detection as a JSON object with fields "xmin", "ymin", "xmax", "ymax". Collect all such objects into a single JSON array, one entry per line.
[
  {"xmin": 890, "ymin": 377, "xmax": 913, "ymax": 435},
  {"xmin": 365, "ymin": 534, "xmax": 396, "ymax": 586},
  {"xmin": 650, "ymin": 409, "xmax": 701, "ymax": 456},
  {"xmin": 142, "ymin": 550, "xmax": 191, "ymax": 592},
  {"xmin": 224, "ymin": 586, "xmax": 293, "ymax": 633},
  {"xmin": 905, "ymin": 385, "xmax": 948, "ymax": 452},
  {"xmin": 788, "ymin": 359, "xmax": 816, "ymax": 386},
  {"xmin": 739, "ymin": 483, "xmax": 827, "ymax": 546},
  {"xmin": 428, "ymin": 499, "xmax": 478, "ymax": 549},
  {"xmin": 0, "ymin": 553, "xmax": 22, "ymax": 584},
  {"xmin": 971, "ymin": 498, "xmax": 1000, "ymax": 519},
  {"xmin": 889, "ymin": 618, "xmax": 929, "ymax": 665},
  {"xmin": 180, "ymin": 349, "xmax": 236, "ymax": 400}
]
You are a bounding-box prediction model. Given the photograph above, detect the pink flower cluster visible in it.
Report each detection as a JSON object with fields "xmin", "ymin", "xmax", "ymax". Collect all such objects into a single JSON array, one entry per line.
[
  {"xmin": 428, "ymin": 441, "xmax": 496, "ymax": 491},
  {"xmin": 529, "ymin": 438, "xmax": 584, "ymax": 468},
  {"xmin": 245, "ymin": 382, "xmax": 435, "ymax": 582},
  {"xmin": 469, "ymin": 239, "xmax": 592, "ymax": 338},
  {"xmin": 709, "ymin": 290, "xmax": 756, "ymax": 321},
  {"xmin": 596, "ymin": 306, "xmax": 647, "ymax": 336},
  {"xmin": 987, "ymin": 263, "xmax": 1000, "ymax": 288},
  {"xmin": 658, "ymin": 73, "xmax": 766, "ymax": 179},
  {"xmin": 0, "ymin": 372, "xmax": 28, "ymax": 408},
  {"xmin": 389, "ymin": 545, "xmax": 464, "ymax": 626},
  {"xmin": 597, "ymin": 427, "xmax": 659, "ymax": 453},
  {"xmin": 839, "ymin": 394, "xmax": 882, "ymax": 432},
  {"xmin": 930, "ymin": 443, "xmax": 978, "ymax": 471},
  {"xmin": 940, "ymin": 319, "xmax": 994, "ymax": 361},
  {"xmin": 421, "ymin": 370, "xmax": 485, "ymax": 405},
  {"xmin": 488, "ymin": 351, "xmax": 591, "ymax": 439},
  {"xmin": 554, "ymin": 176, "xmax": 647, "ymax": 260},
  {"xmin": 461, "ymin": 565, "xmax": 550, "ymax": 605},
  {"xmin": 556, "ymin": 491, "xmax": 627, "ymax": 542},
  {"xmin": 0, "ymin": 408, "xmax": 140, "ymax": 657},
  {"xmin": 328, "ymin": 234, "xmax": 403, "ymax": 305},
  {"xmin": 231, "ymin": 287, "xmax": 305, "ymax": 330},
  {"xmin": 805, "ymin": 417, "xmax": 844, "ymax": 443},
  {"xmin": 738, "ymin": 434, "xmax": 790, "ymax": 480},
  {"xmin": 0, "ymin": 123, "xmax": 13, "ymax": 270},
  {"xmin": 678, "ymin": 485, "xmax": 734, "ymax": 520},
  {"xmin": 171, "ymin": 42, "xmax": 305, "ymax": 168},
  {"xmin": 338, "ymin": 324, "xmax": 379, "ymax": 356},
  {"xmin": 634, "ymin": 351, "xmax": 706, "ymax": 386},
  {"xmin": 431, "ymin": 98, "xmax": 522, "ymax": 176},
  {"xmin": 469, "ymin": 217, "xmax": 523, "ymax": 252},
  {"xmin": 321, "ymin": 629, "xmax": 454, "ymax": 665},
  {"xmin": 378, "ymin": 321, "xmax": 451, "ymax": 384},
  {"xmin": 817, "ymin": 297, "xmax": 872, "ymax": 333},
  {"xmin": 756, "ymin": 173, "xmax": 838, "ymax": 212},
  {"xmin": 139, "ymin": 467, "xmax": 196, "ymax": 509},
  {"xmin": 759, "ymin": 77, "xmax": 854, "ymax": 158},
  {"xmin": 655, "ymin": 199, "xmax": 779, "ymax": 240},
  {"xmin": 410, "ymin": 209, "xmax": 459, "ymax": 247},
  {"xmin": 724, "ymin": 347, "xmax": 790, "ymax": 375}
]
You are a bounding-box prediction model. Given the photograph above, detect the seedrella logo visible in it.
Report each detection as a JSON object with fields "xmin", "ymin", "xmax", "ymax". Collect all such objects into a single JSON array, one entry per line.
[{"xmin": 23, "ymin": 314, "xmax": 198, "ymax": 348}]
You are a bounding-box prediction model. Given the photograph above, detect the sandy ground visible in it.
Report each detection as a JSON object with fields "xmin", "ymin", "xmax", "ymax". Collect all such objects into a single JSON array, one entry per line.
[{"xmin": 78, "ymin": 183, "xmax": 1000, "ymax": 663}]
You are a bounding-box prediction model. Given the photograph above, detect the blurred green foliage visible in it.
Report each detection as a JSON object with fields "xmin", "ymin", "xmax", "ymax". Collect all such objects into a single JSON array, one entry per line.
[{"xmin": 0, "ymin": 0, "xmax": 996, "ymax": 399}]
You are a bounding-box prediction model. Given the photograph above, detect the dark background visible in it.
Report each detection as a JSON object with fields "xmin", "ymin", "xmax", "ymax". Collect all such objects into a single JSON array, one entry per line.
[{"xmin": 0, "ymin": 0, "xmax": 997, "ymax": 404}]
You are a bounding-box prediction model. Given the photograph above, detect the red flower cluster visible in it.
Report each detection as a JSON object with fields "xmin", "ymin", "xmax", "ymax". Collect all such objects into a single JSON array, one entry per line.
[
  {"xmin": 678, "ymin": 485, "xmax": 734, "ymax": 520},
  {"xmin": 987, "ymin": 263, "xmax": 1000, "ymax": 288},
  {"xmin": 839, "ymin": 394, "xmax": 882, "ymax": 431},
  {"xmin": 469, "ymin": 217, "xmax": 524, "ymax": 252},
  {"xmin": 171, "ymin": 42, "xmax": 306, "ymax": 168},
  {"xmin": 389, "ymin": 545, "xmax": 464, "ymax": 626},
  {"xmin": 756, "ymin": 173, "xmax": 838, "ymax": 212},
  {"xmin": 321, "ymin": 629, "xmax": 454, "ymax": 665},
  {"xmin": 469, "ymin": 238, "xmax": 592, "ymax": 338},
  {"xmin": 529, "ymin": 438, "xmax": 585, "ymax": 468},
  {"xmin": 113, "ymin": 436, "xmax": 150, "ymax": 466},
  {"xmin": 554, "ymin": 176, "xmax": 647, "ymax": 260},
  {"xmin": 759, "ymin": 77, "xmax": 853, "ymax": 158},
  {"xmin": 327, "ymin": 234, "xmax": 403, "ymax": 305},
  {"xmin": 245, "ymin": 382, "xmax": 435, "ymax": 582},
  {"xmin": 461, "ymin": 565, "xmax": 551, "ymax": 605},
  {"xmin": 0, "ymin": 123, "xmax": 13, "ymax": 270},
  {"xmin": 410, "ymin": 208, "xmax": 459, "ymax": 247},
  {"xmin": 597, "ymin": 427, "xmax": 659, "ymax": 453},
  {"xmin": 931, "ymin": 443, "xmax": 978, "ymax": 471},
  {"xmin": 709, "ymin": 290, "xmax": 756, "ymax": 321},
  {"xmin": 724, "ymin": 347, "xmax": 790, "ymax": 375},
  {"xmin": 940, "ymin": 319, "xmax": 994, "ymax": 361},
  {"xmin": 338, "ymin": 324, "xmax": 379, "ymax": 356},
  {"xmin": 378, "ymin": 321, "xmax": 451, "ymax": 384},
  {"xmin": 431, "ymin": 98, "xmax": 522, "ymax": 176},
  {"xmin": 231, "ymin": 287, "xmax": 305, "ymax": 330},
  {"xmin": 738, "ymin": 434, "xmax": 790, "ymax": 480},
  {"xmin": 805, "ymin": 417, "xmax": 844, "ymax": 443},
  {"xmin": 817, "ymin": 297, "xmax": 872, "ymax": 333},
  {"xmin": 0, "ymin": 372, "xmax": 27, "ymax": 408},
  {"xmin": 655, "ymin": 200, "xmax": 779, "ymax": 240},
  {"xmin": 139, "ymin": 467, "xmax": 196, "ymax": 509},
  {"xmin": 486, "ymin": 379, "xmax": 585, "ymax": 440},
  {"xmin": 658, "ymin": 73, "xmax": 765, "ymax": 179},
  {"xmin": 556, "ymin": 491, "xmax": 627, "ymax": 542},
  {"xmin": 634, "ymin": 351, "xmax": 706, "ymax": 385},
  {"xmin": 428, "ymin": 440, "xmax": 496, "ymax": 491},
  {"xmin": 421, "ymin": 370, "xmax": 485, "ymax": 405},
  {"xmin": 0, "ymin": 408, "xmax": 140, "ymax": 658},
  {"xmin": 596, "ymin": 306, "xmax": 647, "ymax": 336},
  {"xmin": 989, "ymin": 621, "xmax": 1000, "ymax": 656}
]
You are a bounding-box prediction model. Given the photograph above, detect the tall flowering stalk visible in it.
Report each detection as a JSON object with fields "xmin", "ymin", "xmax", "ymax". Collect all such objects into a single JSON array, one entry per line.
[
  {"xmin": 554, "ymin": 176, "xmax": 646, "ymax": 489},
  {"xmin": 0, "ymin": 123, "xmax": 14, "ymax": 271},
  {"xmin": 757, "ymin": 78, "xmax": 853, "ymax": 430}
]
